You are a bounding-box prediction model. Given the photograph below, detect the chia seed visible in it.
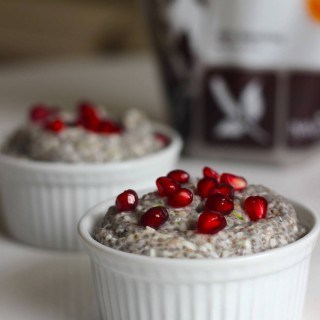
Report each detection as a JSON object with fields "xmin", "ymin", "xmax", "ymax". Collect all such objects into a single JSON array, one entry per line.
[
  {"xmin": 1, "ymin": 109, "xmax": 166, "ymax": 163},
  {"xmin": 95, "ymin": 184, "xmax": 307, "ymax": 259}
]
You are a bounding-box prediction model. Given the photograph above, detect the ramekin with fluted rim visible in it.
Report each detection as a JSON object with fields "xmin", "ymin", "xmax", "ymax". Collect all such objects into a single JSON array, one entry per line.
[
  {"xmin": 0, "ymin": 123, "xmax": 182, "ymax": 251},
  {"xmin": 78, "ymin": 198, "xmax": 320, "ymax": 320}
]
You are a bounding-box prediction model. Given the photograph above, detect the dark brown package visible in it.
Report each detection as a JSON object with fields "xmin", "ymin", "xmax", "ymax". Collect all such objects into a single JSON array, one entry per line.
[{"xmin": 146, "ymin": 0, "xmax": 320, "ymax": 163}]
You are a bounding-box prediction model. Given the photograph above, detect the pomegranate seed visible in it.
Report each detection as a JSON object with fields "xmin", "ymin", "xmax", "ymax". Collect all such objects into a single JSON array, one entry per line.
[
  {"xmin": 82, "ymin": 117, "xmax": 100, "ymax": 131},
  {"xmin": 167, "ymin": 169, "xmax": 190, "ymax": 184},
  {"xmin": 208, "ymin": 183, "xmax": 234, "ymax": 198},
  {"xmin": 140, "ymin": 206, "xmax": 169, "ymax": 229},
  {"xmin": 154, "ymin": 132, "xmax": 170, "ymax": 146},
  {"xmin": 115, "ymin": 189, "xmax": 138, "ymax": 212},
  {"xmin": 78, "ymin": 101, "xmax": 98, "ymax": 117},
  {"xmin": 197, "ymin": 177, "xmax": 219, "ymax": 198},
  {"xmin": 167, "ymin": 188, "xmax": 193, "ymax": 208},
  {"xmin": 99, "ymin": 119, "xmax": 123, "ymax": 135},
  {"xmin": 220, "ymin": 173, "xmax": 247, "ymax": 191},
  {"xmin": 205, "ymin": 193, "xmax": 234, "ymax": 215},
  {"xmin": 197, "ymin": 210, "xmax": 227, "ymax": 235},
  {"xmin": 156, "ymin": 177, "xmax": 180, "ymax": 197},
  {"xmin": 45, "ymin": 118, "xmax": 65, "ymax": 133},
  {"xmin": 29, "ymin": 104, "xmax": 51, "ymax": 122},
  {"xmin": 203, "ymin": 166, "xmax": 220, "ymax": 180},
  {"xmin": 77, "ymin": 101, "xmax": 100, "ymax": 131},
  {"xmin": 244, "ymin": 196, "xmax": 268, "ymax": 221}
]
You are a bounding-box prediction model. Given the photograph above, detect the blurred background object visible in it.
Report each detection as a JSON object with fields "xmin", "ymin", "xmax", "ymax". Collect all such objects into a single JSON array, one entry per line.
[
  {"xmin": 0, "ymin": 0, "xmax": 150, "ymax": 62},
  {"xmin": 147, "ymin": 0, "xmax": 320, "ymax": 164}
]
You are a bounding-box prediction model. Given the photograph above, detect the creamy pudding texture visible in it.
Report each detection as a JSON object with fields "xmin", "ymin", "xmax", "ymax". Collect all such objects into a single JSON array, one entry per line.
[
  {"xmin": 95, "ymin": 178, "xmax": 307, "ymax": 259},
  {"xmin": 2, "ymin": 107, "xmax": 166, "ymax": 163}
]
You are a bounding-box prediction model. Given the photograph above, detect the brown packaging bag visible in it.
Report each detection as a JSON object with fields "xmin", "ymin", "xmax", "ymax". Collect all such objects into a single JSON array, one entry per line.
[{"xmin": 146, "ymin": 0, "xmax": 320, "ymax": 163}]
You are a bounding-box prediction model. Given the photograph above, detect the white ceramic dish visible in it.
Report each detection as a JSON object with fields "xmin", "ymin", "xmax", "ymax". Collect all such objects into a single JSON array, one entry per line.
[
  {"xmin": 78, "ymin": 198, "xmax": 320, "ymax": 320},
  {"xmin": 0, "ymin": 123, "xmax": 182, "ymax": 251}
]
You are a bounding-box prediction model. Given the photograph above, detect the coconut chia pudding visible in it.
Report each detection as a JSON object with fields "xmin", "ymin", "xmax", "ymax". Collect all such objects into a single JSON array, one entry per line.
[
  {"xmin": 1, "ymin": 103, "xmax": 168, "ymax": 163},
  {"xmin": 95, "ymin": 168, "xmax": 307, "ymax": 258}
]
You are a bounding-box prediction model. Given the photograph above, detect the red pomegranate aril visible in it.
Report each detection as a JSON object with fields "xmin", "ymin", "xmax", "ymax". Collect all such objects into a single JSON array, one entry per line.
[
  {"xmin": 197, "ymin": 177, "xmax": 219, "ymax": 198},
  {"xmin": 208, "ymin": 183, "xmax": 234, "ymax": 199},
  {"xmin": 115, "ymin": 189, "xmax": 138, "ymax": 212},
  {"xmin": 244, "ymin": 196, "xmax": 268, "ymax": 221},
  {"xmin": 140, "ymin": 206, "xmax": 169, "ymax": 229},
  {"xmin": 156, "ymin": 177, "xmax": 180, "ymax": 197},
  {"xmin": 167, "ymin": 169, "xmax": 190, "ymax": 184},
  {"xmin": 154, "ymin": 132, "xmax": 170, "ymax": 146},
  {"xmin": 205, "ymin": 193, "xmax": 234, "ymax": 215},
  {"xmin": 197, "ymin": 210, "xmax": 227, "ymax": 235},
  {"xmin": 99, "ymin": 119, "xmax": 123, "ymax": 135},
  {"xmin": 80, "ymin": 116, "xmax": 100, "ymax": 131},
  {"xmin": 203, "ymin": 166, "xmax": 220, "ymax": 180},
  {"xmin": 29, "ymin": 104, "xmax": 51, "ymax": 122},
  {"xmin": 78, "ymin": 101, "xmax": 98, "ymax": 117},
  {"xmin": 77, "ymin": 101, "xmax": 100, "ymax": 131},
  {"xmin": 167, "ymin": 188, "xmax": 193, "ymax": 208},
  {"xmin": 220, "ymin": 173, "xmax": 247, "ymax": 191},
  {"xmin": 45, "ymin": 118, "xmax": 65, "ymax": 133}
]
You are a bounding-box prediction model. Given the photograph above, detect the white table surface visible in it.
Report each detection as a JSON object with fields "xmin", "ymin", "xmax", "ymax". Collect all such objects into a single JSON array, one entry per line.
[{"xmin": 0, "ymin": 55, "xmax": 319, "ymax": 320}]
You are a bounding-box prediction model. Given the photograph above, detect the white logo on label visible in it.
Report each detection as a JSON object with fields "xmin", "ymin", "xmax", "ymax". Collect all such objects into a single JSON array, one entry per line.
[
  {"xmin": 289, "ymin": 110, "xmax": 320, "ymax": 141},
  {"xmin": 210, "ymin": 77, "xmax": 270, "ymax": 145}
]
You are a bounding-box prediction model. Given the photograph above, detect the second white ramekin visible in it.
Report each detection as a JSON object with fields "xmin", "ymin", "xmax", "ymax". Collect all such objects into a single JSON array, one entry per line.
[
  {"xmin": 0, "ymin": 124, "xmax": 182, "ymax": 251},
  {"xmin": 78, "ymin": 199, "xmax": 319, "ymax": 320}
]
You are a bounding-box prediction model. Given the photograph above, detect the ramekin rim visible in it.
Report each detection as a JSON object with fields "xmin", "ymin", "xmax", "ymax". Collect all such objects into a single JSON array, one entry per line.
[
  {"xmin": 0, "ymin": 122, "xmax": 182, "ymax": 172},
  {"xmin": 78, "ymin": 197, "xmax": 320, "ymax": 266}
]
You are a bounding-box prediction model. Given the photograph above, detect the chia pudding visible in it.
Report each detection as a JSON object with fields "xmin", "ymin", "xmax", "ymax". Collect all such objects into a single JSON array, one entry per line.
[
  {"xmin": 1, "ymin": 103, "xmax": 167, "ymax": 163},
  {"xmin": 95, "ymin": 168, "xmax": 307, "ymax": 258}
]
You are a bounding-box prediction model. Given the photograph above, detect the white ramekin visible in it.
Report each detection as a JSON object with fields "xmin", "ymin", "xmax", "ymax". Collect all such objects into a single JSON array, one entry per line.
[
  {"xmin": 0, "ymin": 124, "xmax": 182, "ymax": 251},
  {"xmin": 78, "ymin": 199, "xmax": 320, "ymax": 320}
]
